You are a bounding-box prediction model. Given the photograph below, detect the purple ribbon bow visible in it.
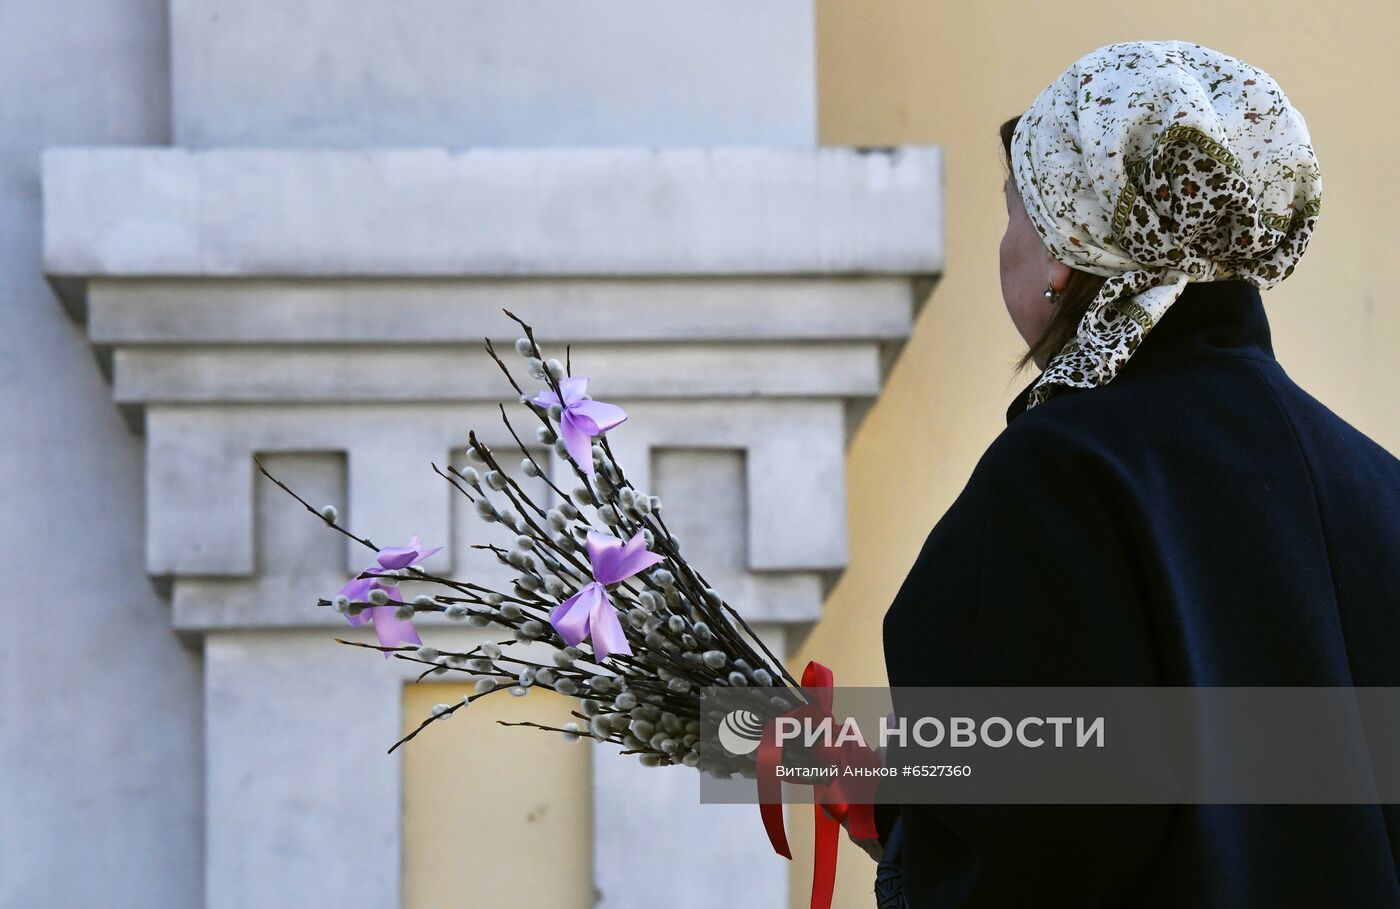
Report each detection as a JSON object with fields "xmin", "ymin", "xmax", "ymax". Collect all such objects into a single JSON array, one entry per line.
[
  {"xmin": 528, "ymin": 376, "xmax": 627, "ymax": 482},
  {"xmin": 338, "ymin": 535, "xmax": 443, "ymax": 657},
  {"xmin": 549, "ymin": 529, "xmax": 665, "ymax": 661}
]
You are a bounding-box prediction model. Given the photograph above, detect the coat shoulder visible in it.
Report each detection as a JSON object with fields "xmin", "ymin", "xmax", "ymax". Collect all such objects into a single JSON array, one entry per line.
[{"xmin": 986, "ymin": 389, "xmax": 1124, "ymax": 478}]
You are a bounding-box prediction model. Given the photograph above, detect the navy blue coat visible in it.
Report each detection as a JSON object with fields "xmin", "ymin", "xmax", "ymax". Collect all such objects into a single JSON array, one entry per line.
[{"xmin": 876, "ymin": 278, "xmax": 1400, "ymax": 907}]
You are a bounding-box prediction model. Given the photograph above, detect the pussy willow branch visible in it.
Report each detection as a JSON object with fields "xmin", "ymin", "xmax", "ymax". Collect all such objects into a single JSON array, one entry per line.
[
  {"xmin": 466, "ymin": 429, "xmax": 557, "ymax": 527},
  {"xmin": 349, "ymin": 626, "xmax": 724, "ymax": 730},
  {"xmin": 494, "ymin": 402, "xmax": 578, "ymax": 507},
  {"xmin": 462, "ymin": 431, "xmax": 596, "ymax": 582},
  {"xmin": 592, "ymin": 432, "xmax": 798, "ymax": 689},
  {"xmin": 453, "ymin": 433, "xmax": 711, "ymax": 673},
  {"xmin": 447, "ymin": 431, "xmax": 597, "ymax": 590},
  {"xmin": 262, "ymin": 310, "xmax": 813, "ymax": 761},
  {"xmin": 390, "ymin": 682, "xmax": 510, "ymax": 753},
  {"xmin": 388, "ymin": 659, "xmax": 682, "ymax": 756},
  {"xmin": 254, "ymin": 456, "xmax": 377, "ymax": 553},
  {"xmin": 482, "ymin": 335, "xmax": 527, "ymax": 399},
  {"xmin": 483, "ymin": 353, "xmax": 796, "ymax": 694},
  {"xmin": 497, "ymin": 308, "xmax": 610, "ymax": 510},
  {"xmin": 557, "ymin": 406, "xmax": 787, "ymax": 685}
]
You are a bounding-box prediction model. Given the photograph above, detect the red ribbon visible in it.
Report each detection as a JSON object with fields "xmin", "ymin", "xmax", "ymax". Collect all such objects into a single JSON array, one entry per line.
[{"xmin": 756, "ymin": 660, "xmax": 883, "ymax": 909}]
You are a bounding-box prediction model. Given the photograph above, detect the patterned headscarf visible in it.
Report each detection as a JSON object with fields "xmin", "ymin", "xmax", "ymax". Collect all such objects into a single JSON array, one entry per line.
[{"xmin": 1011, "ymin": 40, "xmax": 1322, "ymax": 409}]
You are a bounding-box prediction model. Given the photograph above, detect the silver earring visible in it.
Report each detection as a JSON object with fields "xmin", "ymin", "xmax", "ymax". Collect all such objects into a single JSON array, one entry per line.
[{"xmin": 1043, "ymin": 281, "xmax": 1062, "ymax": 304}]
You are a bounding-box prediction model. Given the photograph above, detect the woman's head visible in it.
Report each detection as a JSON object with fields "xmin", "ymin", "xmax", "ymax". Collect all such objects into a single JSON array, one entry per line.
[
  {"xmin": 999, "ymin": 114, "xmax": 1105, "ymax": 371},
  {"xmin": 998, "ymin": 41, "xmax": 1321, "ymax": 408}
]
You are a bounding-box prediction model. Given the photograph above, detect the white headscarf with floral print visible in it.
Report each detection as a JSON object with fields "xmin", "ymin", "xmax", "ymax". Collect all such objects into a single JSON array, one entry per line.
[{"xmin": 1011, "ymin": 40, "xmax": 1322, "ymax": 409}]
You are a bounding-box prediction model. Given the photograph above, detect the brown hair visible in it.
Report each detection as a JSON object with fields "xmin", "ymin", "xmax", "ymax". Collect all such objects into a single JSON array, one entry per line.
[{"xmin": 1000, "ymin": 114, "xmax": 1107, "ymax": 372}]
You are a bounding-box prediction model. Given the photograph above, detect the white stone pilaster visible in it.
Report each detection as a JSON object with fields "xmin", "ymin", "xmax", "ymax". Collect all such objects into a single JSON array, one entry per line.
[{"xmin": 205, "ymin": 630, "xmax": 404, "ymax": 909}]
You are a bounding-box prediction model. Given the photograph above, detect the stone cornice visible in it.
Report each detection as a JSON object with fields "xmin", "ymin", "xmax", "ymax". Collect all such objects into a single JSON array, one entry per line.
[{"xmin": 43, "ymin": 146, "xmax": 942, "ymax": 284}]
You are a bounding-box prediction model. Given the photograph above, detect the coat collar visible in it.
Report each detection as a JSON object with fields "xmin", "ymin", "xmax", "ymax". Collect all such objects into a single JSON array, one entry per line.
[{"xmin": 1006, "ymin": 279, "xmax": 1273, "ymax": 425}]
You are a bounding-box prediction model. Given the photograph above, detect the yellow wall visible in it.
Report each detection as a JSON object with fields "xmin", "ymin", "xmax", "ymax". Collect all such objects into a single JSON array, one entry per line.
[
  {"xmin": 799, "ymin": 3, "xmax": 1400, "ymax": 906},
  {"xmin": 402, "ymin": 683, "xmax": 593, "ymax": 909}
]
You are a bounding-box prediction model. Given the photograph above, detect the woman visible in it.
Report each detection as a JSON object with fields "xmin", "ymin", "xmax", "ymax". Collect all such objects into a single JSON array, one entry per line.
[{"xmin": 858, "ymin": 40, "xmax": 1400, "ymax": 907}]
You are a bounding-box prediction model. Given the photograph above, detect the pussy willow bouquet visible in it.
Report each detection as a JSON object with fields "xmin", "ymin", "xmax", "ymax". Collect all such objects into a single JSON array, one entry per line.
[{"xmin": 257, "ymin": 309, "xmax": 803, "ymax": 771}]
